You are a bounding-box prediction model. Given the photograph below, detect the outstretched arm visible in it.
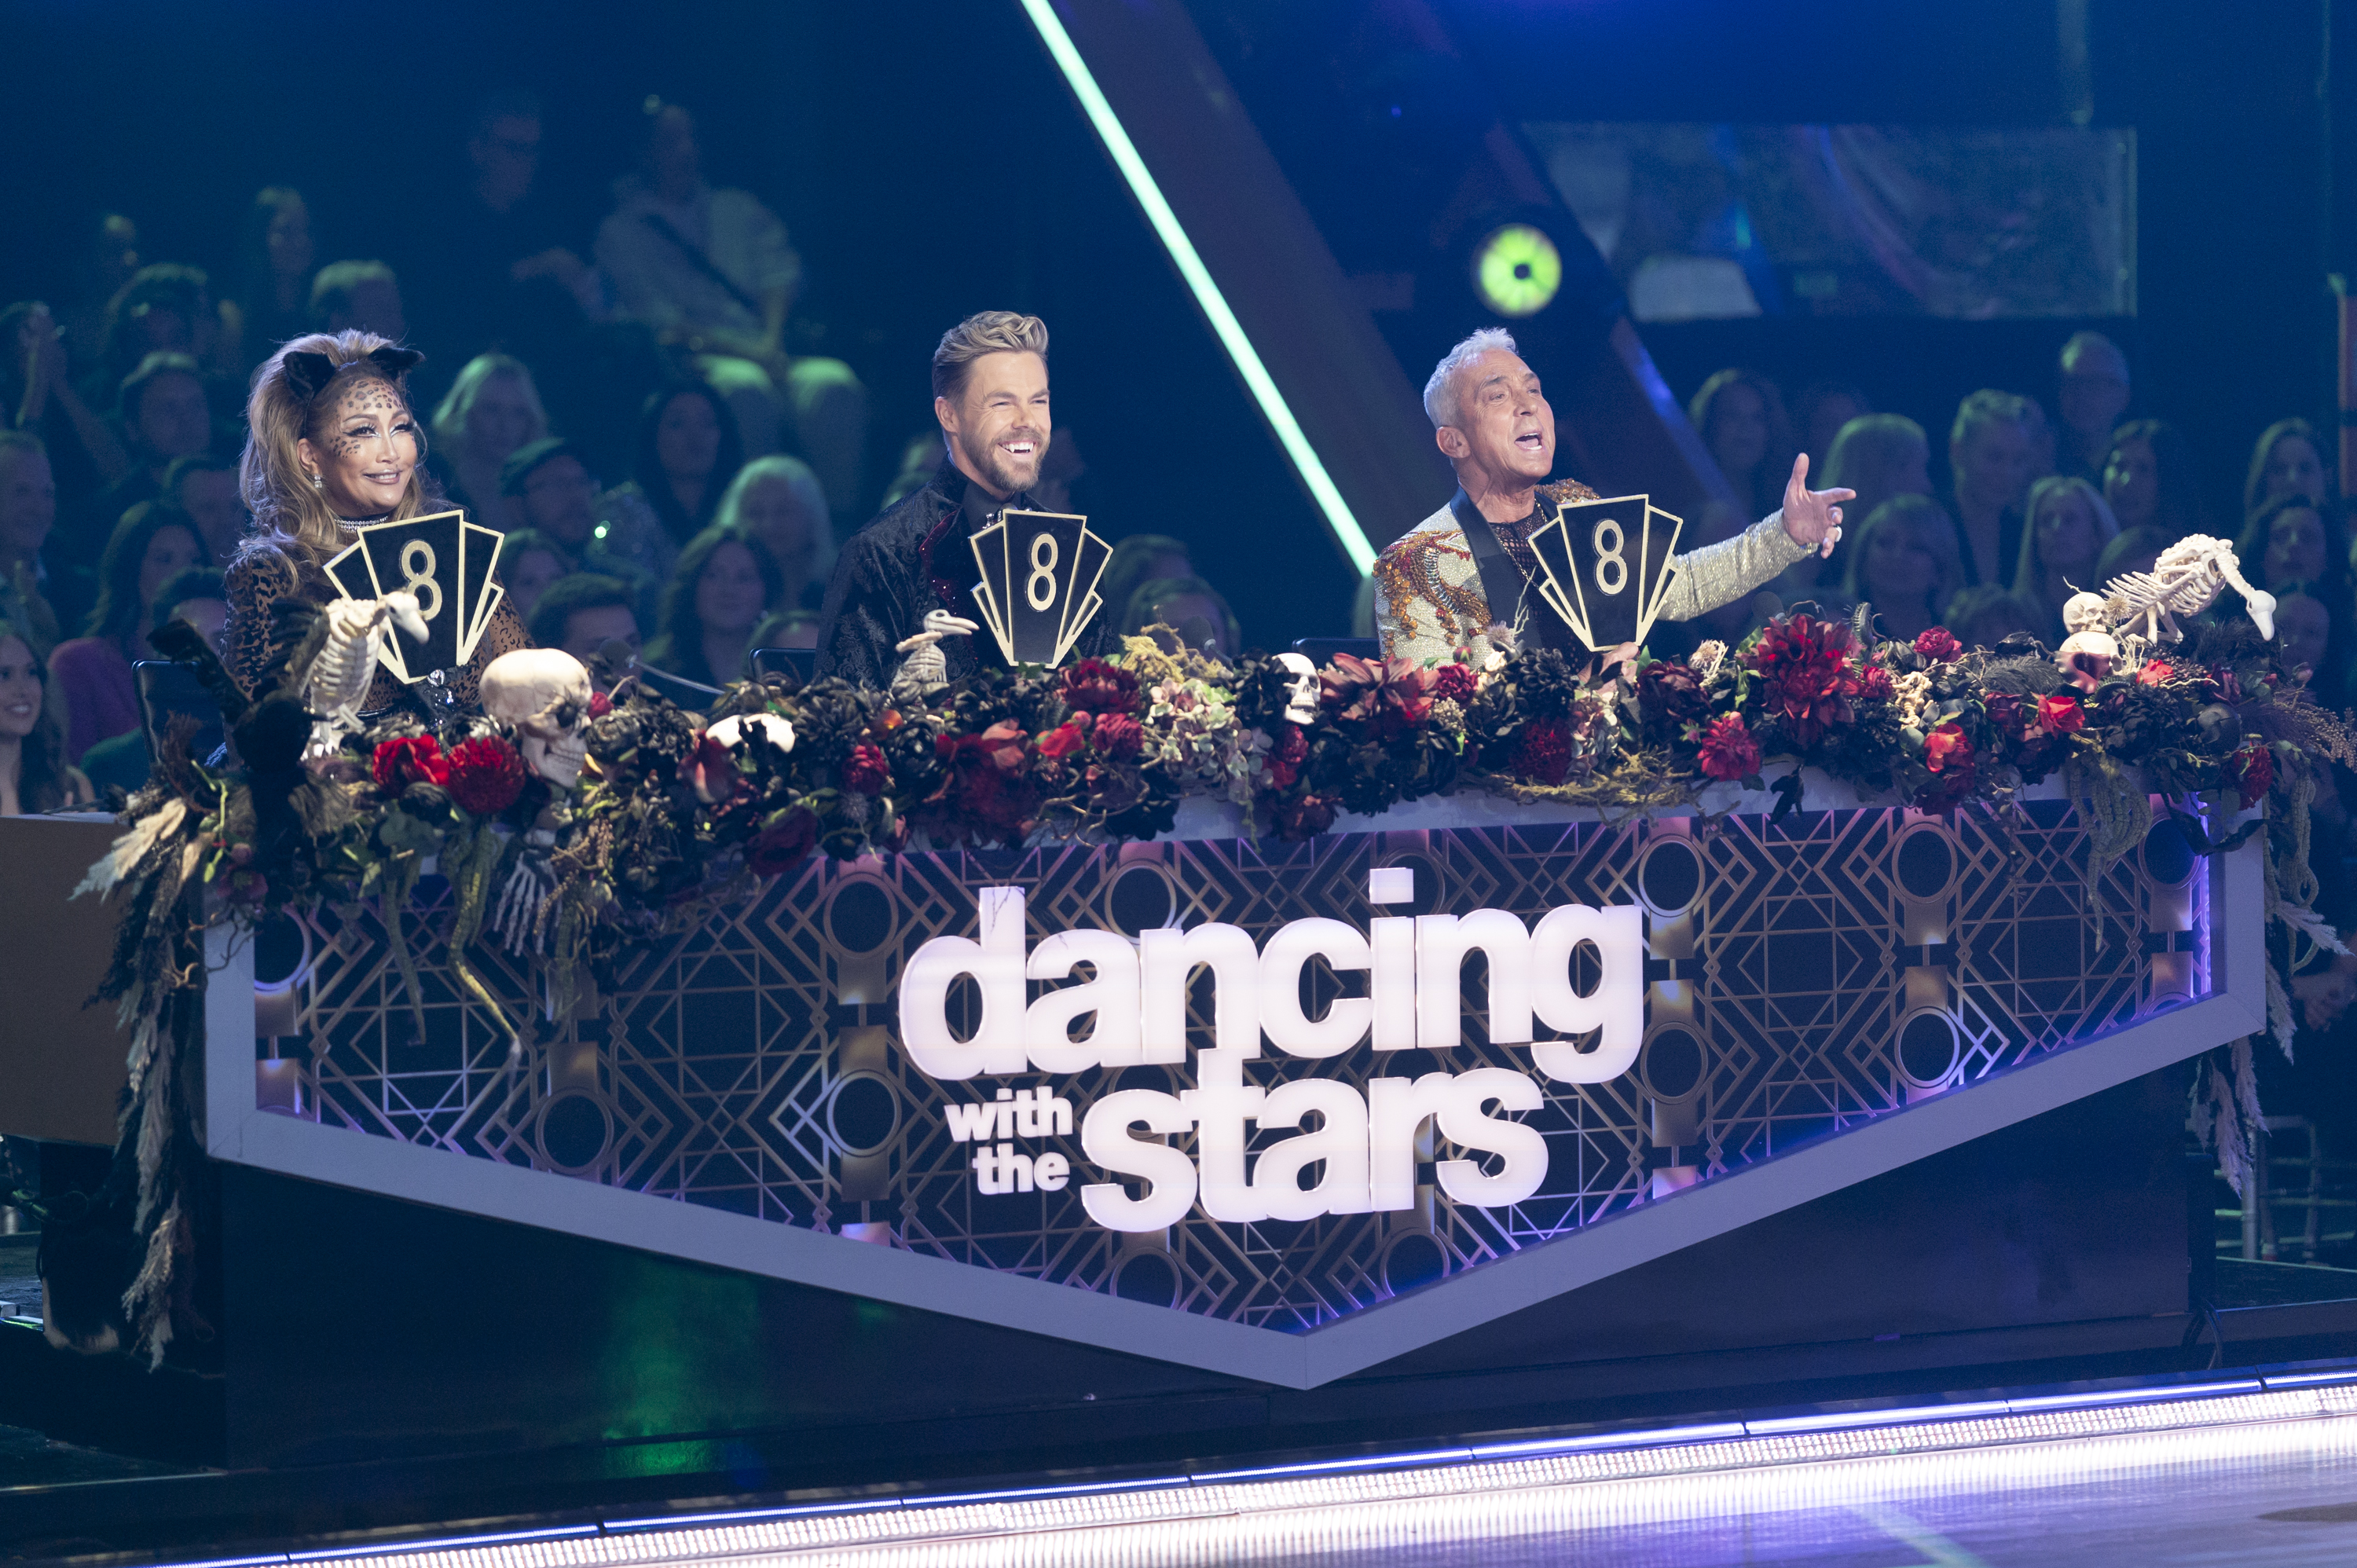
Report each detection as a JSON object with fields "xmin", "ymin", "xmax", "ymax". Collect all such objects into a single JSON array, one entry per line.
[{"xmin": 1653, "ymin": 456, "xmax": 1853, "ymax": 623}]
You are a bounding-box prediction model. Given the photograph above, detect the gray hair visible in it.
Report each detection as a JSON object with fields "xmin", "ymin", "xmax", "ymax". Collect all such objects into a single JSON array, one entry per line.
[
  {"xmin": 716, "ymin": 454, "xmax": 835, "ymax": 575},
  {"xmin": 431, "ymin": 353, "xmax": 548, "ymax": 451},
  {"xmin": 1423, "ymin": 327, "xmax": 1519, "ymax": 429}
]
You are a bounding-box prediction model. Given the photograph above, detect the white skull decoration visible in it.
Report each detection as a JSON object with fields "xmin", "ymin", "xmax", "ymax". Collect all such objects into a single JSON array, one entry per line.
[
  {"xmin": 481, "ymin": 648, "xmax": 595, "ymax": 788},
  {"xmin": 1274, "ymin": 652, "xmax": 1321, "ymax": 725}
]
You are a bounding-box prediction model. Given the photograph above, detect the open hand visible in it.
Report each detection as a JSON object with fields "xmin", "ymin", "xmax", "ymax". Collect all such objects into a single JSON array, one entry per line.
[{"xmin": 1778, "ymin": 453, "xmax": 1854, "ymax": 559}]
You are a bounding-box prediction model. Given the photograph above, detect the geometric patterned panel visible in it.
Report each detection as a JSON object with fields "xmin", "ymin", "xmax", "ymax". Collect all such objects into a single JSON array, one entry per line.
[{"xmin": 262, "ymin": 798, "xmax": 2210, "ymax": 1333}]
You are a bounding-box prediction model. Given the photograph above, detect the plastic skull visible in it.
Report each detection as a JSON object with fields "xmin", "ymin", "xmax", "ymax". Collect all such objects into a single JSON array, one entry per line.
[
  {"xmin": 1274, "ymin": 651, "xmax": 1321, "ymax": 725},
  {"xmin": 481, "ymin": 648, "xmax": 594, "ymax": 787}
]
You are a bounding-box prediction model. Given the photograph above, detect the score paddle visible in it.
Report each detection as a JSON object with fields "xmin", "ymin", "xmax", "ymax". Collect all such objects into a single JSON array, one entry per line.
[
  {"xmin": 967, "ymin": 508, "xmax": 1113, "ymax": 669},
  {"xmin": 323, "ymin": 510, "xmax": 507, "ymax": 683},
  {"xmin": 1525, "ymin": 493, "xmax": 1684, "ymax": 651}
]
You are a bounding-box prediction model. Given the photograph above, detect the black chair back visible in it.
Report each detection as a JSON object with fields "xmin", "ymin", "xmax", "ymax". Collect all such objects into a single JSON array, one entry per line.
[
  {"xmin": 750, "ymin": 647, "xmax": 816, "ymax": 687},
  {"xmin": 1289, "ymin": 637, "xmax": 1380, "ymax": 666},
  {"xmin": 133, "ymin": 661, "xmax": 225, "ymax": 764}
]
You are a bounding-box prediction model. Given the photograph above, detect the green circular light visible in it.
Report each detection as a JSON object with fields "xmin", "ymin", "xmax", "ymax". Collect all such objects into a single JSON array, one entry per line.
[{"xmin": 1473, "ymin": 224, "xmax": 1563, "ymax": 318}]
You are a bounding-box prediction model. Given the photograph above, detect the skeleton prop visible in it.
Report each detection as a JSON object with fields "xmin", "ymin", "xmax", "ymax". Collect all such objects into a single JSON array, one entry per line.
[
  {"xmin": 2073, "ymin": 534, "xmax": 2278, "ymax": 647},
  {"xmin": 302, "ymin": 592, "xmax": 427, "ymax": 759},
  {"xmin": 481, "ymin": 648, "xmax": 594, "ymax": 788},
  {"xmin": 1274, "ymin": 652, "xmax": 1321, "ymax": 725}
]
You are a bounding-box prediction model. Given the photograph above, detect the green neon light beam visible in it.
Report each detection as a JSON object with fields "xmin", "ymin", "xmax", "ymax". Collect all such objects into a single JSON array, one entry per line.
[{"xmin": 1018, "ymin": 0, "xmax": 1377, "ymax": 575}]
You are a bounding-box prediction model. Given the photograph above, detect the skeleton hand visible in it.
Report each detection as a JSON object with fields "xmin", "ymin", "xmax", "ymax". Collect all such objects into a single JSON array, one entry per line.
[{"xmin": 893, "ymin": 610, "xmax": 978, "ymax": 693}]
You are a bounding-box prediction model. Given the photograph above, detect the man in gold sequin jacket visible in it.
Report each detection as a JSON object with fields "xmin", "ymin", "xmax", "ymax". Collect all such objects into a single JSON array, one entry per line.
[{"xmin": 1372, "ymin": 328, "xmax": 1854, "ymax": 668}]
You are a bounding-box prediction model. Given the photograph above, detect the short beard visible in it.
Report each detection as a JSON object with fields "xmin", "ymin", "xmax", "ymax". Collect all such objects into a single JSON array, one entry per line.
[{"xmin": 957, "ymin": 427, "xmax": 1047, "ymax": 498}]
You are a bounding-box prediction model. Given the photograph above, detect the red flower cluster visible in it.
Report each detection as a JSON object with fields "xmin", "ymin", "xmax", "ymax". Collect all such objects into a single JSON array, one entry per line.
[
  {"xmin": 1514, "ymin": 720, "xmax": 1572, "ymax": 786},
  {"xmin": 1856, "ymin": 663, "xmax": 1894, "ymax": 701},
  {"xmin": 2233, "ymin": 743, "xmax": 2275, "ymax": 808},
  {"xmin": 1321, "ymin": 653, "xmax": 1436, "ymax": 739},
  {"xmin": 2036, "ymin": 693, "xmax": 2085, "ymax": 736},
  {"xmin": 748, "ymin": 807, "xmax": 817, "ymax": 877},
  {"xmin": 588, "ymin": 691, "xmax": 614, "ymax": 720},
  {"xmin": 445, "ymin": 735, "xmax": 529, "ymax": 816},
  {"xmin": 1747, "ymin": 615, "xmax": 1862, "ymax": 747},
  {"xmin": 1923, "ymin": 722, "xmax": 1973, "ymax": 775},
  {"xmin": 1430, "ymin": 661, "xmax": 1479, "ymax": 703},
  {"xmin": 1695, "ymin": 714, "xmax": 1761, "ymax": 782},
  {"xmin": 2136, "ymin": 660, "xmax": 2175, "ymax": 687},
  {"xmin": 372, "ymin": 735, "xmax": 448, "ymax": 792},
  {"xmin": 1037, "ymin": 722, "xmax": 1087, "ymax": 761},
  {"xmin": 1060, "ymin": 658, "xmax": 1142, "ymax": 715},
  {"xmin": 842, "ymin": 742, "xmax": 889, "ymax": 796},
  {"xmin": 1093, "ymin": 712, "xmax": 1146, "ymax": 759},
  {"xmin": 1260, "ymin": 723, "xmax": 1307, "ymax": 789},
  {"xmin": 929, "ymin": 721, "xmax": 1040, "ymax": 841},
  {"xmin": 1914, "ymin": 627, "xmax": 1963, "ymax": 663}
]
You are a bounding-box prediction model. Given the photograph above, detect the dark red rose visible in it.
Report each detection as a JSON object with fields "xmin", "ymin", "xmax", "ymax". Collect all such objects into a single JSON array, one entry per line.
[
  {"xmin": 2233, "ymin": 742, "xmax": 2275, "ymax": 808},
  {"xmin": 1747, "ymin": 614, "xmax": 1861, "ymax": 746},
  {"xmin": 1923, "ymin": 722, "xmax": 1973, "ymax": 775},
  {"xmin": 2136, "ymin": 660, "xmax": 2174, "ymax": 687},
  {"xmin": 444, "ymin": 735, "xmax": 530, "ymax": 816},
  {"xmin": 1856, "ymin": 663, "xmax": 1894, "ymax": 701},
  {"xmin": 687, "ymin": 732, "xmax": 741, "ymax": 804},
  {"xmin": 588, "ymin": 691, "xmax": 614, "ymax": 719},
  {"xmin": 1981, "ymin": 691, "xmax": 2024, "ymax": 737},
  {"xmin": 843, "ymin": 742, "xmax": 889, "ymax": 796},
  {"xmin": 2036, "ymin": 693, "xmax": 2086, "ymax": 736},
  {"xmin": 1060, "ymin": 658, "xmax": 1142, "ymax": 715},
  {"xmin": 1915, "ymin": 626, "xmax": 1963, "ymax": 663},
  {"xmin": 1277, "ymin": 792, "xmax": 1336, "ymax": 839},
  {"xmin": 929, "ymin": 727, "xmax": 1042, "ymax": 841},
  {"xmin": 372, "ymin": 735, "xmax": 448, "ymax": 792},
  {"xmin": 1637, "ymin": 658, "xmax": 1708, "ymax": 727},
  {"xmin": 2209, "ymin": 665, "xmax": 2245, "ymax": 704},
  {"xmin": 1093, "ymin": 712, "xmax": 1146, "ymax": 759},
  {"xmin": 1431, "ymin": 661, "xmax": 1479, "ymax": 703},
  {"xmin": 1037, "ymin": 722, "xmax": 1087, "ymax": 761},
  {"xmin": 1515, "ymin": 720, "xmax": 1573, "ymax": 786},
  {"xmin": 1695, "ymin": 714, "xmax": 1761, "ymax": 782},
  {"xmin": 748, "ymin": 807, "xmax": 818, "ymax": 877}
]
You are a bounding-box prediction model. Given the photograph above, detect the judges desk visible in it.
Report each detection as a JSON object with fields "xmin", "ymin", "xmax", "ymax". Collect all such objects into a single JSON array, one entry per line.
[{"xmin": 0, "ymin": 814, "xmax": 132, "ymax": 1149}]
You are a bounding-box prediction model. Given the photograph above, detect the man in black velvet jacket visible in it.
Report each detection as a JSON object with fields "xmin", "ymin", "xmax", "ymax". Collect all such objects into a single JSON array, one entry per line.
[{"xmin": 815, "ymin": 311, "xmax": 1113, "ymax": 688}]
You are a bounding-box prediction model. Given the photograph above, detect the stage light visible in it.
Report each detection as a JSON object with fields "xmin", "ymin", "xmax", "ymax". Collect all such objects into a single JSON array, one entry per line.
[
  {"xmin": 1017, "ymin": 0, "xmax": 1378, "ymax": 575},
  {"xmin": 1474, "ymin": 224, "xmax": 1563, "ymax": 318}
]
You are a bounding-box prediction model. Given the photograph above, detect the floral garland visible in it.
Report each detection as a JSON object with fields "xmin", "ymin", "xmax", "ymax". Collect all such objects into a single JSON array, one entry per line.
[{"xmin": 68, "ymin": 611, "xmax": 2357, "ymax": 1362}]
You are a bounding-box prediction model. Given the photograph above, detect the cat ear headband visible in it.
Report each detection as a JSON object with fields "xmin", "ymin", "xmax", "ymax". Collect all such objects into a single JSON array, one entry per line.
[{"xmin": 284, "ymin": 345, "xmax": 425, "ymax": 404}]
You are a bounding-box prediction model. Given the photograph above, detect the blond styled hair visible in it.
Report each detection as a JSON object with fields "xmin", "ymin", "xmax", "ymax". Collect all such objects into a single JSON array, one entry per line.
[
  {"xmin": 930, "ymin": 310, "xmax": 1049, "ymax": 402},
  {"xmin": 239, "ymin": 331, "xmax": 434, "ymax": 563}
]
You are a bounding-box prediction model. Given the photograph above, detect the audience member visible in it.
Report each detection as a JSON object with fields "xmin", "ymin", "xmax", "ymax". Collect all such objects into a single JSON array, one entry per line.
[
  {"xmin": 1843, "ymin": 495, "xmax": 1962, "ymax": 642},
  {"xmin": 91, "ymin": 265, "xmax": 232, "ymax": 401},
  {"xmin": 2271, "ymin": 588, "xmax": 2342, "ymax": 707},
  {"xmin": 1793, "ymin": 382, "xmax": 1871, "ymax": 474},
  {"xmin": 750, "ymin": 606, "xmax": 820, "ymax": 653},
  {"xmin": 527, "ymin": 573, "xmax": 641, "ymax": 665},
  {"xmin": 1812, "ymin": 413, "xmax": 1932, "ymax": 589},
  {"xmin": 1098, "ymin": 534, "xmax": 1194, "ymax": 637},
  {"xmin": 1942, "ymin": 584, "xmax": 2045, "ymax": 649},
  {"xmin": 595, "ymin": 381, "xmax": 745, "ymax": 585},
  {"xmin": 229, "ymin": 188, "xmax": 316, "ymax": 370},
  {"xmin": 0, "ymin": 625, "xmax": 91, "ymax": 815},
  {"xmin": 1687, "ymin": 368, "xmax": 1794, "ymax": 529},
  {"xmin": 49, "ymin": 500, "xmax": 209, "ymax": 761},
  {"xmin": 431, "ymin": 354, "xmax": 549, "ymax": 528},
  {"xmin": 2015, "ymin": 475, "xmax": 2120, "ymax": 641},
  {"xmin": 714, "ymin": 455, "xmax": 830, "ymax": 610},
  {"xmin": 1120, "ymin": 573, "xmax": 1240, "ymax": 658},
  {"xmin": 2102, "ymin": 419, "xmax": 2203, "ymax": 544},
  {"xmin": 2056, "ymin": 331, "xmax": 2131, "ymax": 483},
  {"xmin": 2244, "ymin": 417, "xmax": 2331, "ymax": 521},
  {"xmin": 2239, "ymin": 494, "xmax": 2352, "ymax": 613},
  {"xmin": 500, "ymin": 437, "xmax": 601, "ymax": 561},
  {"xmin": 0, "ymin": 431, "xmax": 61, "ymax": 652},
  {"xmin": 75, "ymin": 566, "xmax": 229, "ymax": 796},
  {"xmin": 879, "ymin": 431, "xmax": 942, "ymax": 508},
  {"xmin": 2095, "ymin": 527, "xmax": 2168, "ymax": 584},
  {"xmin": 489, "ymin": 527, "xmax": 570, "ymax": 624},
  {"xmin": 1942, "ymin": 390, "xmax": 2040, "ymax": 588},
  {"xmin": 5, "ymin": 301, "xmax": 129, "ymax": 509},
  {"xmin": 164, "ymin": 452, "xmax": 247, "ymax": 562},
  {"xmin": 642, "ymin": 525, "xmax": 781, "ymax": 688},
  {"xmin": 310, "ymin": 261, "xmax": 407, "ymax": 341},
  {"xmin": 62, "ymin": 352, "xmax": 214, "ymax": 627},
  {"xmin": 592, "ymin": 101, "xmax": 867, "ymax": 510},
  {"xmin": 58, "ymin": 214, "xmax": 141, "ymax": 378}
]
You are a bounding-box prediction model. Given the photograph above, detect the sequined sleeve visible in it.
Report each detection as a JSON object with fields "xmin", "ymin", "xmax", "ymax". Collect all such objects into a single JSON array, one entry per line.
[{"xmin": 1373, "ymin": 529, "xmax": 1490, "ymax": 666}]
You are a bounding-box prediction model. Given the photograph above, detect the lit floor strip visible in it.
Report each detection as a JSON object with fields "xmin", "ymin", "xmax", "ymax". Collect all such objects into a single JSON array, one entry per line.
[{"xmin": 173, "ymin": 1372, "xmax": 2357, "ymax": 1568}]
